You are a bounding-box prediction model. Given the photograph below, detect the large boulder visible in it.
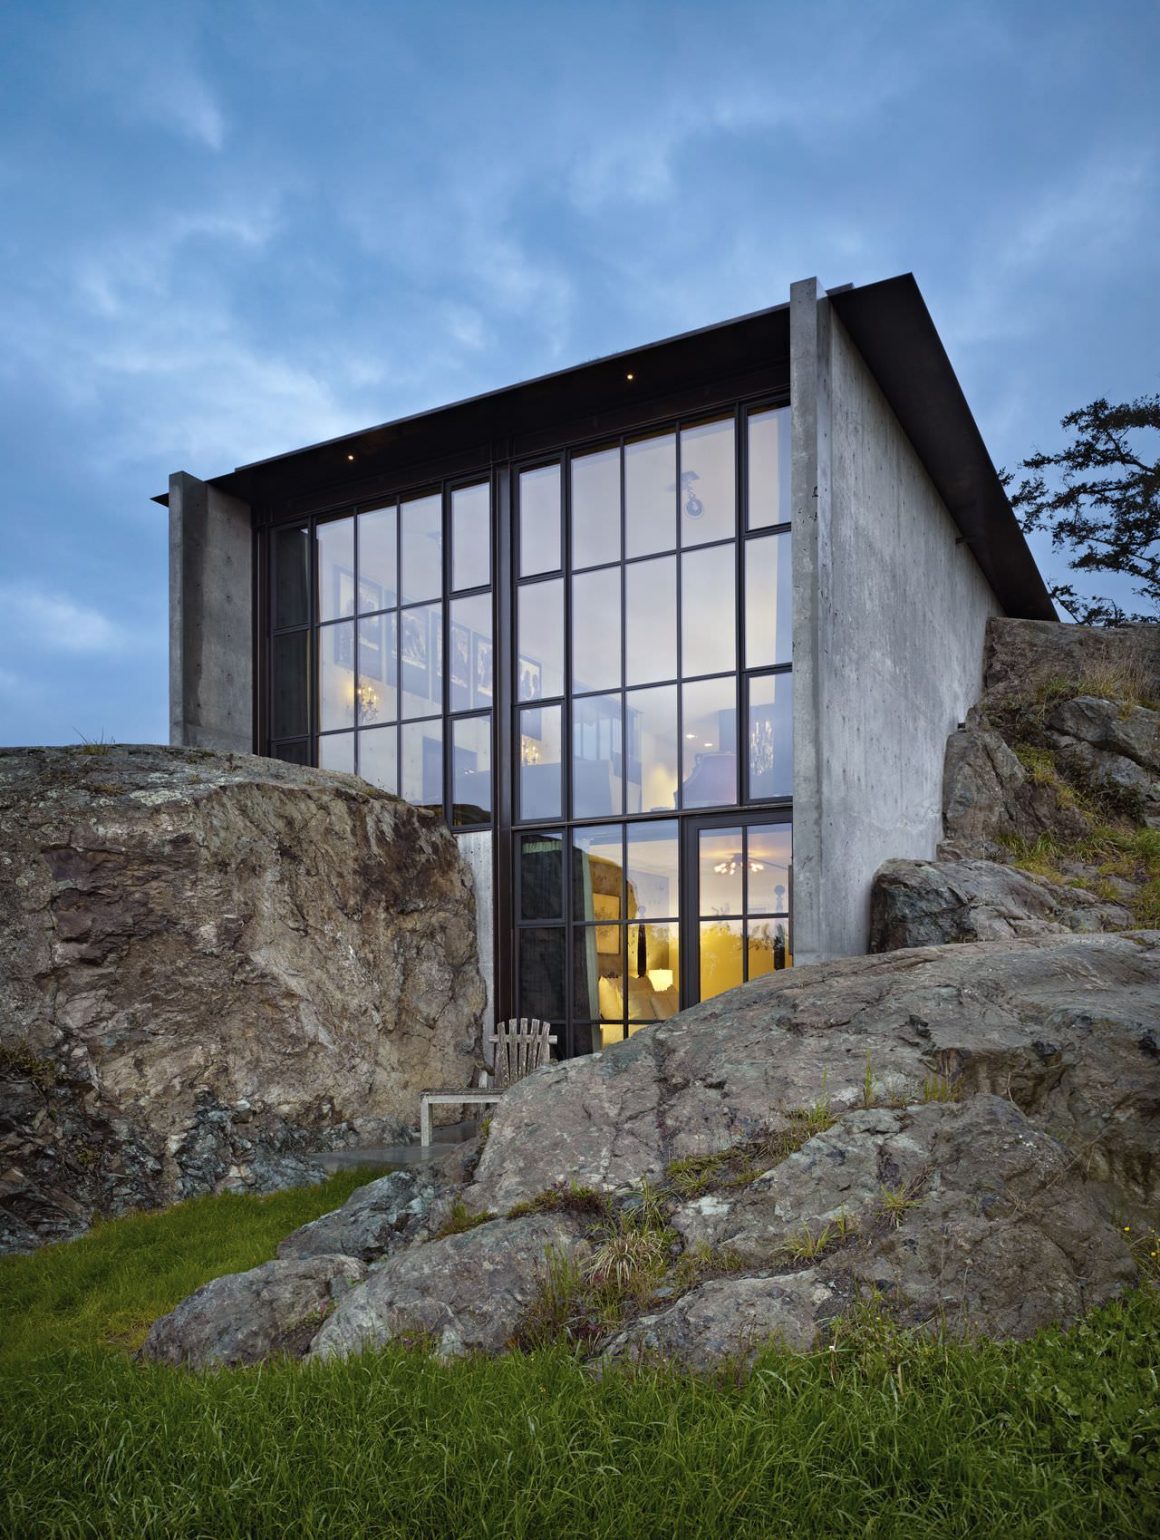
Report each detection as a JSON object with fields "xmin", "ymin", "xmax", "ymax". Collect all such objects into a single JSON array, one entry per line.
[
  {"xmin": 982, "ymin": 618, "xmax": 1160, "ymax": 707},
  {"xmin": 869, "ymin": 857, "xmax": 1131, "ymax": 950},
  {"xmin": 277, "ymin": 1167, "xmax": 442, "ymax": 1265},
  {"xmin": 0, "ymin": 745, "xmax": 485, "ymax": 1252}
]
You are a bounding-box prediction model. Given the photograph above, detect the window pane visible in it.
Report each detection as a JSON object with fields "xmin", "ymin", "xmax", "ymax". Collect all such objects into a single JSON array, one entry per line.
[
  {"xmin": 572, "ymin": 566, "xmax": 621, "ymax": 694},
  {"xmin": 626, "ymin": 555, "xmax": 676, "ymax": 685},
  {"xmin": 519, "ymin": 831, "xmax": 564, "ymax": 921},
  {"xmin": 625, "ymin": 684, "xmax": 678, "ymax": 814},
  {"xmin": 571, "ymin": 445, "xmax": 620, "ymax": 570},
  {"xmin": 745, "ymin": 532, "xmax": 792, "ymax": 668},
  {"xmin": 401, "ymin": 718, "xmax": 443, "ymax": 807},
  {"xmin": 520, "ymin": 464, "xmax": 561, "ymax": 576},
  {"xmin": 626, "ymin": 820, "xmax": 679, "ymax": 919},
  {"xmin": 572, "ymin": 693, "xmax": 623, "ymax": 819},
  {"xmin": 398, "ymin": 604, "xmax": 443, "ymax": 719},
  {"xmin": 317, "ymin": 517, "xmax": 355, "ymax": 622},
  {"xmin": 680, "ymin": 418, "xmax": 735, "ymax": 547},
  {"xmin": 271, "ymin": 631, "xmax": 309, "ymax": 739},
  {"xmin": 682, "ymin": 544, "xmax": 736, "ymax": 678},
  {"xmin": 698, "ymin": 826, "xmax": 743, "ymax": 916},
  {"xmin": 357, "ymin": 611, "xmax": 397, "ymax": 725},
  {"xmin": 747, "ymin": 823, "xmax": 791, "ymax": 912},
  {"xmin": 519, "ymin": 929, "xmax": 566, "ymax": 1026},
  {"xmin": 319, "ymin": 731, "xmax": 355, "ymax": 774},
  {"xmin": 272, "ymin": 740, "xmax": 310, "ymax": 766},
  {"xmin": 573, "ymin": 925, "xmax": 624, "ymax": 1025},
  {"xmin": 400, "ymin": 493, "xmax": 442, "ymax": 605},
  {"xmin": 748, "ymin": 406, "xmax": 791, "ymax": 530},
  {"xmin": 682, "ymin": 677, "xmax": 737, "ymax": 808},
  {"xmin": 627, "ymin": 922, "xmax": 679, "ymax": 1022},
  {"xmin": 359, "ymin": 724, "xmax": 397, "ymax": 794},
  {"xmin": 519, "ymin": 703, "xmax": 562, "ymax": 821},
  {"xmin": 748, "ymin": 674, "xmax": 793, "ymax": 800},
  {"xmin": 274, "ymin": 526, "xmax": 310, "ymax": 629},
  {"xmin": 572, "ymin": 824, "xmax": 624, "ymax": 923},
  {"xmin": 624, "ymin": 431, "xmax": 675, "ymax": 558},
  {"xmin": 700, "ymin": 919, "xmax": 744, "ymax": 1001},
  {"xmin": 450, "ymin": 593, "xmax": 491, "ymax": 714},
  {"xmin": 749, "ymin": 919, "xmax": 791, "ymax": 976},
  {"xmin": 452, "ymin": 715, "xmax": 491, "ymax": 825},
  {"xmin": 358, "ymin": 504, "xmax": 397, "ymax": 613},
  {"xmin": 452, "ymin": 482, "xmax": 490, "ymax": 592},
  {"xmin": 319, "ymin": 621, "xmax": 355, "ymax": 731},
  {"xmin": 518, "ymin": 577, "xmax": 563, "ymax": 700}
]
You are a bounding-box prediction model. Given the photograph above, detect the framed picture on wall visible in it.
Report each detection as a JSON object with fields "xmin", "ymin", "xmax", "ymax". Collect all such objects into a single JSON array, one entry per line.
[
  {"xmin": 517, "ymin": 654, "xmax": 542, "ymax": 701},
  {"xmin": 400, "ymin": 609, "xmax": 428, "ymax": 700},
  {"xmin": 473, "ymin": 635, "xmax": 493, "ymax": 705},
  {"xmin": 357, "ymin": 613, "xmax": 384, "ymax": 682}
]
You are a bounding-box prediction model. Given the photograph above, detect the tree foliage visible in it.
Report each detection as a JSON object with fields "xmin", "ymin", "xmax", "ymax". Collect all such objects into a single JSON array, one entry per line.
[{"xmin": 1007, "ymin": 393, "xmax": 1159, "ymax": 625}]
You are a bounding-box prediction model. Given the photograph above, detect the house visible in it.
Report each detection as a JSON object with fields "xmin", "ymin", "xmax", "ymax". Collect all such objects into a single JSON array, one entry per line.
[{"xmin": 159, "ymin": 274, "xmax": 1055, "ymax": 1059}]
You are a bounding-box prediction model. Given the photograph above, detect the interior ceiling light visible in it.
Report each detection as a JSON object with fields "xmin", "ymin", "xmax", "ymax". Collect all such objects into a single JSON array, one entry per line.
[
  {"xmin": 713, "ymin": 854, "xmax": 766, "ymax": 876},
  {"xmin": 347, "ymin": 453, "xmax": 356, "ymax": 462},
  {"xmin": 626, "ymin": 371, "xmax": 634, "ymax": 381}
]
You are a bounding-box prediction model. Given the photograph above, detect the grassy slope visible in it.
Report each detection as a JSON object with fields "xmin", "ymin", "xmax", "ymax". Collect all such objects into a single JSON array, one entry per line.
[{"xmin": 2, "ymin": 1176, "xmax": 1158, "ymax": 1539}]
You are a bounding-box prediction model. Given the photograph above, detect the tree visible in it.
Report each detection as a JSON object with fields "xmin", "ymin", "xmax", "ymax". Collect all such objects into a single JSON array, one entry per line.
[{"xmin": 1006, "ymin": 393, "xmax": 1159, "ymax": 625}]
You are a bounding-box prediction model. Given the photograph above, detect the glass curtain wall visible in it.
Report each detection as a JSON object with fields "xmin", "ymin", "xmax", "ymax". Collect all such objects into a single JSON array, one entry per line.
[{"xmin": 514, "ymin": 402, "xmax": 793, "ymax": 1056}]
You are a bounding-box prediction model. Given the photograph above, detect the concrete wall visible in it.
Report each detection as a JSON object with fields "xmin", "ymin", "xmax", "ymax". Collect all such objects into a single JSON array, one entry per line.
[
  {"xmin": 791, "ymin": 280, "xmax": 1001, "ymax": 961},
  {"xmin": 169, "ymin": 472, "xmax": 254, "ymax": 752}
]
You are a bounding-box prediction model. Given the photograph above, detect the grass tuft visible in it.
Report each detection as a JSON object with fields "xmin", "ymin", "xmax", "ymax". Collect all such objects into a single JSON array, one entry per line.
[{"xmin": 432, "ymin": 1197, "xmax": 497, "ymax": 1238}]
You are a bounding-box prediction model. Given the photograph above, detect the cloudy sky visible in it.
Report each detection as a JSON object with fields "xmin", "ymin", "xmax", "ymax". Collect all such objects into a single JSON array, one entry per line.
[{"xmin": 1, "ymin": 0, "xmax": 1156, "ymax": 746}]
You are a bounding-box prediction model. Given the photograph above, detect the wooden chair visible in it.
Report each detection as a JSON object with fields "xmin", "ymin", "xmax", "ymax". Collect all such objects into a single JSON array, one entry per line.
[{"xmin": 419, "ymin": 1018, "xmax": 557, "ymax": 1146}]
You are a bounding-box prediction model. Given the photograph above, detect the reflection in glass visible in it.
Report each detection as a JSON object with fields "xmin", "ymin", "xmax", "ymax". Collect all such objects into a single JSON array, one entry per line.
[
  {"xmin": 748, "ymin": 673, "xmax": 793, "ymax": 800},
  {"xmin": 451, "ymin": 482, "xmax": 490, "ymax": 592},
  {"xmin": 401, "ymin": 718, "xmax": 443, "ymax": 806},
  {"xmin": 272, "ymin": 631, "xmax": 309, "ymax": 739},
  {"xmin": 573, "ymin": 925, "xmax": 624, "ymax": 1025},
  {"xmin": 627, "ymin": 922, "xmax": 680, "ymax": 1021},
  {"xmin": 520, "ymin": 464, "xmax": 561, "ymax": 576},
  {"xmin": 747, "ymin": 823, "xmax": 792, "ymax": 912},
  {"xmin": 745, "ymin": 532, "xmax": 792, "ymax": 668},
  {"xmin": 572, "ymin": 446, "xmax": 620, "ymax": 570},
  {"xmin": 319, "ymin": 731, "xmax": 355, "ymax": 774},
  {"xmin": 357, "ymin": 611, "xmax": 396, "ymax": 725},
  {"xmin": 450, "ymin": 593, "xmax": 491, "ymax": 714},
  {"xmin": 626, "ymin": 555, "xmax": 676, "ymax": 685},
  {"xmin": 698, "ymin": 826, "xmax": 743, "ymax": 916},
  {"xmin": 626, "ymin": 821, "xmax": 679, "ymax": 919},
  {"xmin": 572, "ymin": 566, "xmax": 621, "ymax": 694},
  {"xmin": 572, "ymin": 693, "xmax": 623, "ymax": 819},
  {"xmin": 572, "ymin": 824, "xmax": 623, "ymax": 922},
  {"xmin": 400, "ymin": 603, "xmax": 442, "ymax": 719},
  {"xmin": 519, "ymin": 831, "xmax": 563, "ymax": 920},
  {"xmin": 319, "ymin": 621, "xmax": 355, "ymax": 731},
  {"xmin": 273, "ymin": 741, "xmax": 309, "ymax": 765},
  {"xmin": 519, "ymin": 929, "xmax": 565, "ymax": 1024},
  {"xmin": 518, "ymin": 578, "xmax": 564, "ymax": 700},
  {"xmin": 519, "ymin": 703, "xmax": 562, "ymax": 821},
  {"xmin": 682, "ymin": 677, "xmax": 737, "ymax": 809},
  {"xmin": 700, "ymin": 919, "xmax": 744, "ymax": 1001},
  {"xmin": 749, "ymin": 919, "xmax": 790, "ymax": 978},
  {"xmin": 452, "ymin": 715, "xmax": 491, "ymax": 825},
  {"xmin": 748, "ymin": 406, "xmax": 791, "ymax": 530},
  {"xmin": 625, "ymin": 684, "xmax": 678, "ymax": 814},
  {"xmin": 682, "ymin": 544, "xmax": 735, "ymax": 678},
  {"xmin": 359, "ymin": 724, "xmax": 397, "ymax": 794},
  {"xmin": 274, "ymin": 526, "xmax": 310, "ymax": 629},
  {"xmin": 401, "ymin": 493, "xmax": 442, "ymax": 605},
  {"xmin": 358, "ymin": 504, "xmax": 397, "ymax": 612},
  {"xmin": 625, "ymin": 432, "xmax": 675, "ymax": 558},
  {"xmin": 317, "ymin": 518, "xmax": 355, "ymax": 622},
  {"xmin": 680, "ymin": 418, "xmax": 735, "ymax": 547}
]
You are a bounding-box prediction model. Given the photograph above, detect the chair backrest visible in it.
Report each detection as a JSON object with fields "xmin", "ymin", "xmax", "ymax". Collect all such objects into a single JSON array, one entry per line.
[{"xmin": 486, "ymin": 1018, "xmax": 557, "ymax": 1090}]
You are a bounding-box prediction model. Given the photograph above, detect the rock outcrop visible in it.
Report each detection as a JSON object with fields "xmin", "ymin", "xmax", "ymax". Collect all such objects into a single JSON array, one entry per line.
[{"xmin": 0, "ymin": 746, "xmax": 485, "ymax": 1253}]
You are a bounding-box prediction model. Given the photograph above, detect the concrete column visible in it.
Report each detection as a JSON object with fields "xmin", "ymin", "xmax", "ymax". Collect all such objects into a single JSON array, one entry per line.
[
  {"xmin": 169, "ymin": 471, "xmax": 254, "ymax": 752},
  {"xmin": 789, "ymin": 278, "xmax": 832, "ymax": 966}
]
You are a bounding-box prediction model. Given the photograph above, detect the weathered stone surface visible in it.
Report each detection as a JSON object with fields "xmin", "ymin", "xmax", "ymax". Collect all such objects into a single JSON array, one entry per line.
[
  {"xmin": 940, "ymin": 725, "xmax": 1089, "ymax": 859},
  {"xmin": 869, "ymin": 857, "xmax": 1131, "ymax": 951},
  {"xmin": 470, "ymin": 934, "xmax": 1160, "ymax": 1213},
  {"xmin": 0, "ymin": 746, "xmax": 485, "ymax": 1251},
  {"xmin": 982, "ymin": 618, "xmax": 1160, "ymax": 706},
  {"xmin": 1046, "ymin": 696, "xmax": 1160, "ymax": 777},
  {"xmin": 140, "ymin": 1254, "xmax": 367, "ymax": 1368},
  {"xmin": 278, "ymin": 1168, "xmax": 441, "ymax": 1264},
  {"xmin": 309, "ymin": 1214, "xmax": 591, "ymax": 1360}
]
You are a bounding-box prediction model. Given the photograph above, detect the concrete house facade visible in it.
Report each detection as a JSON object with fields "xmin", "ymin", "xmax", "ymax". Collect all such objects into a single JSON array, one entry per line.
[{"xmin": 161, "ymin": 274, "xmax": 1054, "ymax": 1059}]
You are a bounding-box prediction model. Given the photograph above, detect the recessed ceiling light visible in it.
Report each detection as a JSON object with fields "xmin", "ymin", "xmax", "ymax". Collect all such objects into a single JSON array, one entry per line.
[
  {"xmin": 347, "ymin": 453, "xmax": 356, "ymax": 462},
  {"xmin": 626, "ymin": 372, "xmax": 634, "ymax": 381}
]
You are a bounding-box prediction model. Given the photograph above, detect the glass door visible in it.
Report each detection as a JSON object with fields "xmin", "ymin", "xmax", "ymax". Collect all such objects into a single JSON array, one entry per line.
[{"xmin": 686, "ymin": 815, "xmax": 792, "ymax": 1003}]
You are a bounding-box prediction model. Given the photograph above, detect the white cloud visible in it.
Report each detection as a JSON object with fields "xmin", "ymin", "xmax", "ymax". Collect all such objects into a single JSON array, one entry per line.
[{"xmin": 0, "ymin": 585, "xmax": 130, "ymax": 656}]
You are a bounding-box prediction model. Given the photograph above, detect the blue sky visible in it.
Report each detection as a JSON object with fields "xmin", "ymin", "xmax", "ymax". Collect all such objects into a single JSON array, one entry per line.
[{"xmin": 1, "ymin": 0, "xmax": 1157, "ymax": 746}]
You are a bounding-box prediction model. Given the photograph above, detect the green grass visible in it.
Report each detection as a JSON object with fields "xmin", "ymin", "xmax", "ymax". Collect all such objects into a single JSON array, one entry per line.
[{"xmin": 2, "ymin": 1179, "xmax": 1159, "ymax": 1537}]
